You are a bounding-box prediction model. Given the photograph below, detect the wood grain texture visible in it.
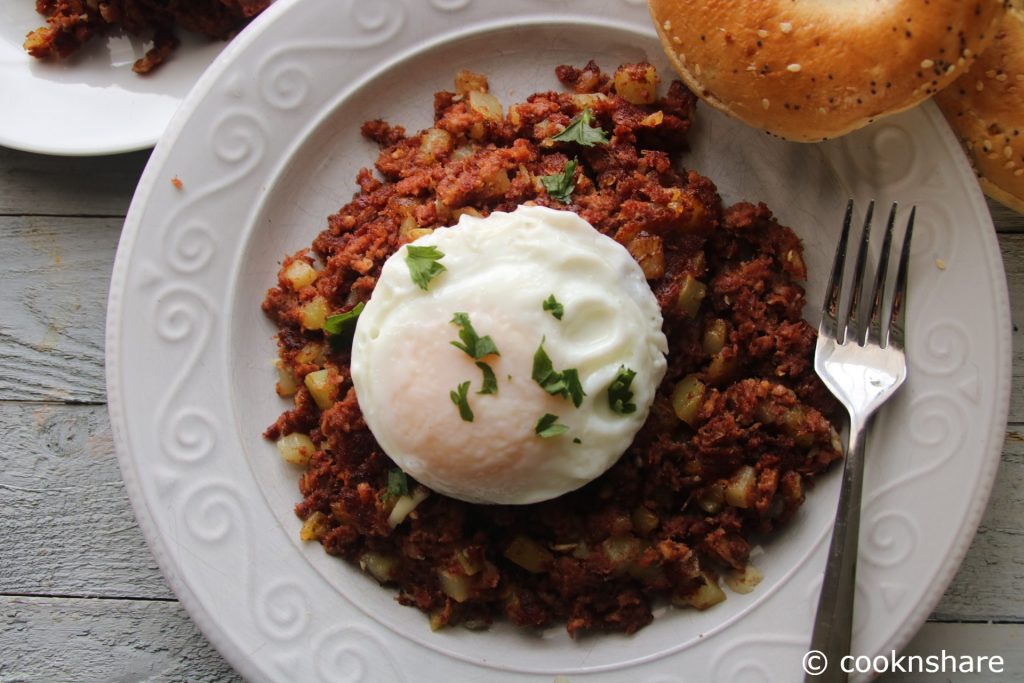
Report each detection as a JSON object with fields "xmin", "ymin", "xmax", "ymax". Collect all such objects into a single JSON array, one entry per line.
[
  {"xmin": 0, "ymin": 216, "xmax": 121, "ymax": 403},
  {"xmin": 1004, "ymin": 234, "xmax": 1024, "ymax": 424},
  {"xmin": 0, "ymin": 596, "xmax": 240, "ymax": 683},
  {"xmin": 0, "ymin": 403, "xmax": 170, "ymax": 599},
  {"xmin": 989, "ymin": 199, "xmax": 1024, "ymax": 233},
  {"xmin": 0, "ymin": 146, "xmax": 148, "ymax": 218}
]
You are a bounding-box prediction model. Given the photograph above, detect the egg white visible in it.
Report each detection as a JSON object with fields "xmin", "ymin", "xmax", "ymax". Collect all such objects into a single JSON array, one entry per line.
[{"xmin": 350, "ymin": 205, "xmax": 667, "ymax": 504}]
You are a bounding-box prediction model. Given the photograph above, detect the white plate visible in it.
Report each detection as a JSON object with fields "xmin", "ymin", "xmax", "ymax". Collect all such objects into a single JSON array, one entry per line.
[
  {"xmin": 0, "ymin": 1, "xmax": 236, "ymax": 155},
  {"xmin": 106, "ymin": 0, "xmax": 1012, "ymax": 681}
]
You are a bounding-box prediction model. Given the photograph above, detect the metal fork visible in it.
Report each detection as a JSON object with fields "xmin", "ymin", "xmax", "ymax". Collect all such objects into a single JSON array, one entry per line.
[{"xmin": 804, "ymin": 200, "xmax": 914, "ymax": 682}]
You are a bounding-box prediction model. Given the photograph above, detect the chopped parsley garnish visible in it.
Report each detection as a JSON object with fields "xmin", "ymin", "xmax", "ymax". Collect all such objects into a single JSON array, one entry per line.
[
  {"xmin": 608, "ymin": 365, "xmax": 638, "ymax": 415},
  {"xmin": 532, "ymin": 340, "xmax": 585, "ymax": 408},
  {"xmin": 385, "ymin": 469, "xmax": 409, "ymax": 499},
  {"xmin": 535, "ymin": 413, "xmax": 568, "ymax": 438},
  {"xmin": 476, "ymin": 361, "xmax": 498, "ymax": 395},
  {"xmin": 449, "ymin": 381, "xmax": 474, "ymax": 422},
  {"xmin": 542, "ymin": 294, "xmax": 564, "ymax": 320},
  {"xmin": 539, "ymin": 158, "xmax": 578, "ymax": 204},
  {"xmin": 405, "ymin": 245, "xmax": 447, "ymax": 290},
  {"xmin": 323, "ymin": 301, "xmax": 364, "ymax": 348},
  {"xmin": 450, "ymin": 312, "xmax": 500, "ymax": 359},
  {"xmin": 549, "ymin": 108, "xmax": 610, "ymax": 147}
]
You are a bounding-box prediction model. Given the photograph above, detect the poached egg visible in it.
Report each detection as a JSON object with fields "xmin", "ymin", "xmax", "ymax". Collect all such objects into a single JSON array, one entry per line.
[{"xmin": 350, "ymin": 205, "xmax": 667, "ymax": 504}]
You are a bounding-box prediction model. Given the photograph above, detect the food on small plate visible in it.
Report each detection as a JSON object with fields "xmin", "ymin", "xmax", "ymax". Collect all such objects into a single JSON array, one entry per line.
[
  {"xmin": 351, "ymin": 205, "xmax": 668, "ymax": 505},
  {"xmin": 23, "ymin": 0, "xmax": 270, "ymax": 74},
  {"xmin": 262, "ymin": 61, "xmax": 843, "ymax": 635},
  {"xmin": 647, "ymin": 0, "xmax": 1007, "ymax": 141},
  {"xmin": 936, "ymin": 2, "xmax": 1024, "ymax": 213}
]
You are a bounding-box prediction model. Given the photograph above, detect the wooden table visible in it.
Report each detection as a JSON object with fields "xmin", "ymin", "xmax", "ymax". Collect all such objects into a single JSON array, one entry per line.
[{"xmin": 0, "ymin": 145, "xmax": 1021, "ymax": 682}]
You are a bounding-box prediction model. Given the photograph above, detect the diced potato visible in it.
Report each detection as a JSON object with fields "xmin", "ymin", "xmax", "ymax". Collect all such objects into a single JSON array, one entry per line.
[
  {"xmin": 602, "ymin": 535, "xmax": 641, "ymax": 571},
  {"xmin": 452, "ymin": 206, "xmax": 483, "ymax": 220},
  {"xmin": 451, "ymin": 144, "xmax": 477, "ymax": 161},
  {"xmin": 614, "ymin": 63, "xmax": 659, "ymax": 105},
  {"xmin": 282, "ymin": 259, "xmax": 318, "ymax": 290},
  {"xmin": 303, "ymin": 369, "xmax": 335, "ymax": 410},
  {"xmin": 679, "ymin": 572, "xmax": 727, "ymax": 610},
  {"xmin": 429, "ymin": 609, "xmax": 446, "ymax": 631},
  {"xmin": 406, "ymin": 228, "xmax": 434, "ymax": 242},
  {"xmin": 454, "ymin": 548, "xmax": 482, "ymax": 576},
  {"xmin": 468, "ymin": 90, "xmax": 503, "ymax": 122},
  {"xmin": 438, "ymin": 569, "xmax": 472, "ymax": 603},
  {"xmin": 697, "ymin": 482, "xmax": 725, "ymax": 514},
  {"xmin": 706, "ymin": 351, "xmax": 738, "ymax": 384},
  {"xmin": 299, "ymin": 511, "xmax": 329, "ymax": 541},
  {"xmin": 702, "ymin": 319, "xmax": 728, "ymax": 356},
  {"xmin": 359, "ymin": 551, "xmax": 399, "ymax": 583},
  {"xmin": 388, "ymin": 487, "xmax": 430, "ymax": 528},
  {"xmin": 671, "ymin": 374, "xmax": 706, "ymax": 426},
  {"xmin": 276, "ymin": 432, "xmax": 316, "ymax": 466},
  {"xmin": 504, "ymin": 535, "xmax": 553, "ymax": 573},
  {"xmin": 725, "ymin": 564, "xmax": 763, "ymax": 594},
  {"xmin": 627, "ymin": 234, "xmax": 665, "ymax": 280},
  {"xmin": 300, "ymin": 295, "xmax": 329, "ymax": 331},
  {"xmin": 724, "ymin": 465, "xmax": 757, "ymax": 508},
  {"xmin": 568, "ymin": 92, "xmax": 608, "ymax": 110},
  {"xmin": 781, "ymin": 408, "xmax": 814, "ymax": 447},
  {"xmin": 639, "ymin": 111, "xmax": 664, "ymax": 127},
  {"xmin": 295, "ymin": 342, "xmax": 326, "ymax": 366},
  {"xmin": 418, "ymin": 128, "xmax": 452, "ymax": 161},
  {"xmin": 454, "ymin": 69, "xmax": 489, "ymax": 95},
  {"xmin": 275, "ymin": 359, "xmax": 299, "ymax": 397},
  {"xmin": 631, "ymin": 506, "xmax": 659, "ymax": 536},
  {"xmin": 483, "ymin": 168, "xmax": 511, "ymax": 197},
  {"xmin": 676, "ymin": 274, "xmax": 707, "ymax": 316}
]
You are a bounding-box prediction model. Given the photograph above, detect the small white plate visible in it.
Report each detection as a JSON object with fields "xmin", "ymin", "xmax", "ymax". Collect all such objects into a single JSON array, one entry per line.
[
  {"xmin": 107, "ymin": 0, "xmax": 1012, "ymax": 681},
  {"xmin": 0, "ymin": 1, "xmax": 234, "ymax": 155}
]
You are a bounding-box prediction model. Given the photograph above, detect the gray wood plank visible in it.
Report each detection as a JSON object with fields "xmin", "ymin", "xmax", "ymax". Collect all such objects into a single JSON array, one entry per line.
[
  {"xmin": 990, "ymin": 199, "xmax": 1024, "ymax": 234},
  {"xmin": 0, "ymin": 403, "xmax": 170, "ymax": 599},
  {"xmin": 1005, "ymin": 234, "xmax": 1024, "ymax": 424},
  {"xmin": 0, "ymin": 147, "xmax": 148, "ymax": 218},
  {"xmin": 0, "ymin": 596, "xmax": 240, "ymax": 683},
  {"xmin": 0, "ymin": 215, "xmax": 120, "ymax": 403}
]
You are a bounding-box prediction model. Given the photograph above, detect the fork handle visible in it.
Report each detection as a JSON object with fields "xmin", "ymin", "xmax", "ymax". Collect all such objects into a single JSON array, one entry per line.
[{"xmin": 805, "ymin": 420, "xmax": 868, "ymax": 683}]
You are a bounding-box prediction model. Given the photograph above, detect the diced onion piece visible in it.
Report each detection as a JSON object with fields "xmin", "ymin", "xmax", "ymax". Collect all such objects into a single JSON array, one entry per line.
[
  {"xmin": 725, "ymin": 564, "xmax": 763, "ymax": 594},
  {"xmin": 359, "ymin": 551, "xmax": 399, "ymax": 583},
  {"xmin": 275, "ymin": 360, "xmax": 299, "ymax": 397},
  {"xmin": 454, "ymin": 69, "xmax": 489, "ymax": 95},
  {"xmin": 303, "ymin": 369, "xmax": 335, "ymax": 411},
  {"xmin": 300, "ymin": 295, "xmax": 329, "ymax": 330},
  {"xmin": 702, "ymin": 319, "xmax": 728, "ymax": 356},
  {"xmin": 680, "ymin": 572, "xmax": 727, "ymax": 610},
  {"xmin": 631, "ymin": 506, "xmax": 659, "ymax": 536},
  {"xmin": 438, "ymin": 569, "xmax": 472, "ymax": 603},
  {"xmin": 724, "ymin": 465, "xmax": 757, "ymax": 508},
  {"xmin": 676, "ymin": 274, "xmax": 707, "ymax": 316},
  {"xmin": 614, "ymin": 63, "xmax": 659, "ymax": 105},
  {"xmin": 671, "ymin": 374, "xmax": 706, "ymax": 426},
  {"xmin": 276, "ymin": 432, "xmax": 316, "ymax": 466},
  {"xmin": 627, "ymin": 233, "xmax": 665, "ymax": 280},
  {"xmin": 468, "ymin": 90, "xmax": 503, "ymax": 122},
  {"xmin": 299, "ymin": 511, "xmax": 329, "ymax": 541},
  {"xmin": 388, "ymin": 487, "xmax": 430, "ymax": 528},
  {"xmin": 503, "ymin": 535, "xmax": 553, "ymax": 573},
  {"xmin": 282, "ymin": 259, "xmax": 318, "ymax": 290}
]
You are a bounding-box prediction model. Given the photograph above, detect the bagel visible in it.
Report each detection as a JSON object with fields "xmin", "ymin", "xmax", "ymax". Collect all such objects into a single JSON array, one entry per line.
[
  {"xmin": 647, "ymin": 0, "xmax": 1008, "ymax": 142},
  {"xmin": 935, "ymin": 3, "xmax": 1024, "ymax": 213}
]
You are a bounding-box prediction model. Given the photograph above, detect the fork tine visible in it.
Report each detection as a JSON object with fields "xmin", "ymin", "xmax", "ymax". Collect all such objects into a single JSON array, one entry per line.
[
  {"xmin": 844, "ymin": 200, "xmax": 875, "ymax": 345},
  {"xmin": 867, "ymin": 204, "xmax": 898, "ymax": 346},
  {"xmin": 820, "ymin": 200, "xmax": 855, "ymax": 340},
  {"xmin": 887, "ymin": 206, "xmax": 915, "ymax": 350}
]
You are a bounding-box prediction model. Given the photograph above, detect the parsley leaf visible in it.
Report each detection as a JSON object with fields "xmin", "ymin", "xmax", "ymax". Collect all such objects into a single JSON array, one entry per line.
[
  {"xmin": 450, "ymin": 381, "xmax": 474, "ymax": 422},
  {"xmin": 539, "ymin": 158, "xmax": 578, "ymax": 204},
  {"xmin": 405, "ymin": 245, "xmax": 447, "ymax": 290},
  {"xmin": 450, "ymin": 312, "xmax": 500, "ymax": 359},
  {"xmin": 385, "ymin": 469, "xmax": 409, "ymax": 499},
  {"xmin": 535, "ymin": 413, "xmax": 569, "ymax": 438},
  {"xmin": 532, "ymin": 339, "xmax": 586, "ymax": 408},
  {"xmin": 323, "ymin": 301, "xmax": 365, "ymax": 349},
  {"xmin": 549, "ymin": 108, "xmax": 610, "ymax": 147},
  {"xmin": 608, "ymin": 365, "xmax": 638, "ymax": 415},
  {"xmin": 476, "ymin": 361, "xmax": 498, "ymax": 395},
  {"xmin": 542, "ymin": 294, "xmax": 564, "ymax": 320}
]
